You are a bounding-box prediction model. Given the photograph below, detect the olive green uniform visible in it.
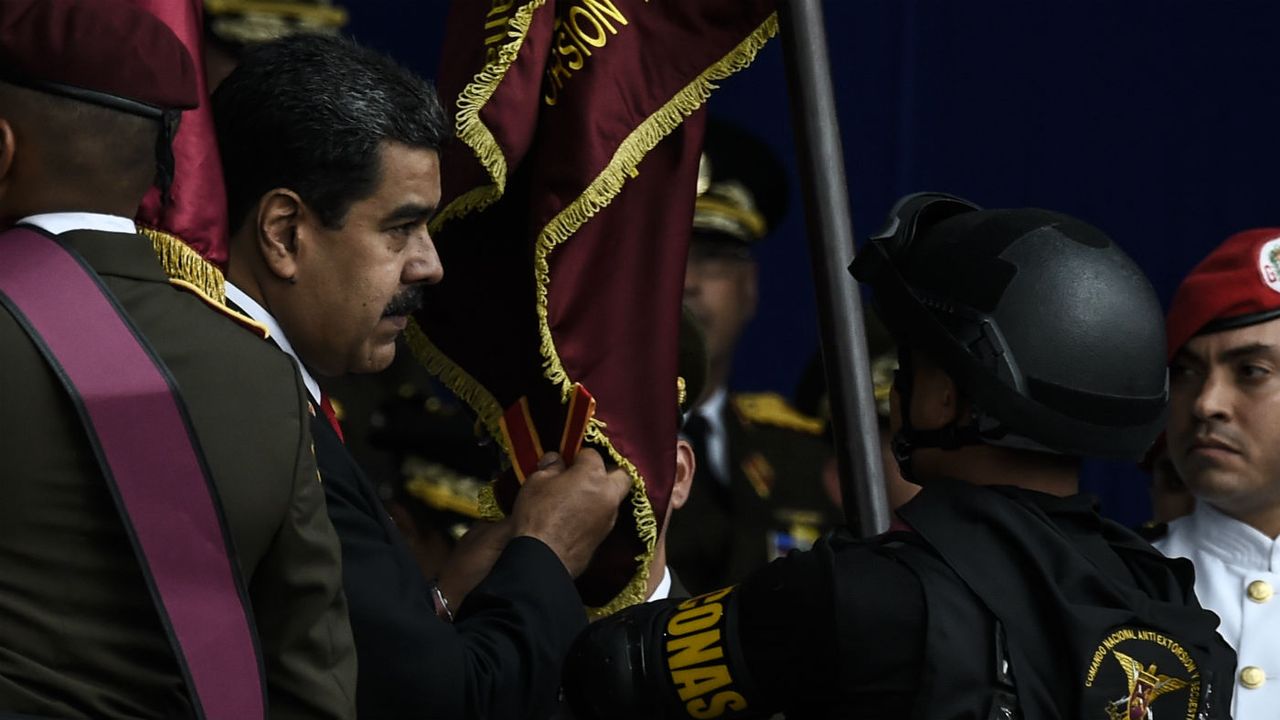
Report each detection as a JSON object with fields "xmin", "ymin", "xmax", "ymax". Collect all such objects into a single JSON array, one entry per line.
[{"xmin": 0, "ymin": 229, "xmax": 356, "ymax": 719}]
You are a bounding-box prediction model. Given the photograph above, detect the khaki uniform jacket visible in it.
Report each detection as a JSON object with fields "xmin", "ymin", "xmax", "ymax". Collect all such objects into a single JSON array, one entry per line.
[{"xmin": 0, "ymin": 228, "xmax": 356, "ymax": 719}]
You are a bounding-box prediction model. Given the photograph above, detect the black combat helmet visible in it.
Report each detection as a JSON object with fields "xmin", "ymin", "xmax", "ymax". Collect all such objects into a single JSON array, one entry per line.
[{"xmin": 850, "ymin": 192, "xmax": 1168, "ymax": 463}]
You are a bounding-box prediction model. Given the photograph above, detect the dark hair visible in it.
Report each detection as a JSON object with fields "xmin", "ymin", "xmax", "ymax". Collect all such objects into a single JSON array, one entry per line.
[{"xmin": 212, "ymin": 34, "xmax": 449, "ymax": 230}]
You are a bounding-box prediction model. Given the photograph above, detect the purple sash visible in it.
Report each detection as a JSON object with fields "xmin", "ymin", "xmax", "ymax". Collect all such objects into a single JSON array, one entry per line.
[{"xmin": 0, "ymin": 226, "xmax": 265, "ymax": 720}]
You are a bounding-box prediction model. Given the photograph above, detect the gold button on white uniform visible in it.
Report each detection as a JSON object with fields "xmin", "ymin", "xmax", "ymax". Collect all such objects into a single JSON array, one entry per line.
[
  {"xmin": 1241, "ymin": 666, "xmax": 1266, "ymax": 689},
  {"xmin": 1248, "ymin": 580, "xmax": 1274, "ymax": 603}
]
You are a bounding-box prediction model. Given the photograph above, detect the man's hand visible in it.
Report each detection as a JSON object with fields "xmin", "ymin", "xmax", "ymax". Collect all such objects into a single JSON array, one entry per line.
[{"xmin": 511, "ymin": 449, "xmax": 631, "ymax": 577}]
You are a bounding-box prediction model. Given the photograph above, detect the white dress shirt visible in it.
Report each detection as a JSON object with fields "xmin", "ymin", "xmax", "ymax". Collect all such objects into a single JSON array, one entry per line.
[
  {"xmin": 19, "ymin": 211, "xmax": 137, "ymax": 236},
  {"xmin": 1157, "ymin": 502, "xmax": 1280, "ymax": 718},
  {"xmin": 646, "ymin": 565, "xmax": 672, "ymax": 602},
  {"xmin": 224, "ymin": 282, "xmax": 321, "ymax": 406}
]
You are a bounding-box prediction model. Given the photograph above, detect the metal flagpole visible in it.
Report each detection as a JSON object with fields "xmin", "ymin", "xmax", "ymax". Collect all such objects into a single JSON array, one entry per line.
[{"xmin": 779, "ymin": 0, "xmax": 890, "ymax": 537}]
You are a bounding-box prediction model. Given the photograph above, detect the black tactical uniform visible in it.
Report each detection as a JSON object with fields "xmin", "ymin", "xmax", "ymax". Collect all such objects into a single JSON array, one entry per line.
[{"xmin": 563, "ymin": 193, "xmax": 1237, "ymax": 719}]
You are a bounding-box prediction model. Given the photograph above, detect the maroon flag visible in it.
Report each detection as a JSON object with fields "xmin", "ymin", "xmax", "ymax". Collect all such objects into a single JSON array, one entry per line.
[
  {"xmin": 414, "ymin": 1, "xmax": 778, "ymax": 613},
  {"xmin": 129, "ymin": 0, "xmax": 230, "ymax": 298}
]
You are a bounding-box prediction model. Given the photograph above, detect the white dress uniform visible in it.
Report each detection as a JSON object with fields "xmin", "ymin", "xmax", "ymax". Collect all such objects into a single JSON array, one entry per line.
[{"xmin": 1156, "ymin": 502, "xmax": 1280, "ymax": 719}]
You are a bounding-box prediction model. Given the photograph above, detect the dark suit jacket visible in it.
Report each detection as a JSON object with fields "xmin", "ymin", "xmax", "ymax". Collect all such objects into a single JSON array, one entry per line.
[
  {"xmin": 668, "ymin": 394, "xmax": 841, "ymax": 595},
  {"xmin": 0, "ymin": 229, "xmax": 356, "ymax": 719},
  {"xmin": 310, "ymin": 392, "xmax": 589, "ymax": 720}
]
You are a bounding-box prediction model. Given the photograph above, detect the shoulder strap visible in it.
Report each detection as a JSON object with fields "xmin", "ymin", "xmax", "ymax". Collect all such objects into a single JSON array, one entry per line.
[
  {"xmin": 880, "ymin": 536, "xmax": 1021, "ymax": 720},
  {"xmin": 0, "ymin": 226, "xmax": 265, "ymax": 720},
  {"xmin": 731, "ymin": 392, "xmax": 825, "ymax": 435}
]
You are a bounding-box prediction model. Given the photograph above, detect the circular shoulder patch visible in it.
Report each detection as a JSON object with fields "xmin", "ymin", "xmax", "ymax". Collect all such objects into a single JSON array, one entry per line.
[
  {"xmin": 1257, "ymin": 238, "xmax": 1280, "ymax": 293},
  {"xmin": 1081, "ymin": 627, "xmax": 1201, "ymax": 720}
]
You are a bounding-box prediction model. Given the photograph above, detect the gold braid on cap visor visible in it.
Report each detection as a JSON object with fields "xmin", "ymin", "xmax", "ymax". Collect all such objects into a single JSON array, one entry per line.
[{"xmin": 693, "ymin": 195, "xmax": 768, "ymax": 245}]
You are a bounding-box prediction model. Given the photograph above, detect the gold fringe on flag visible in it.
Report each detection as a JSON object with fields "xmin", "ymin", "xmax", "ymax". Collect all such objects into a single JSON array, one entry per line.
[
  {"xmin": 403, "ymin": 318, "xmax": 510, "ymax": 524},
  {"xmin": 532, "ymin": 14, "xmax": 780, "ymax": 397},
  {"xmin": 475, "ymin": 484, "xmax": 504, "ymax": 522},
  {"xmin": 140, "ymin": 226, "xmax": 227, "ymax": 304},
  {"xmin": 582, "ymin": 419, "xmax": 658, "ymax": 620},
  {"xmin": 432, "ymin": 0, "xmax": 550, "ymax": 231},
  {"xmin": 404, "ymin": 318, "xmax": 505, "ymax": 444},
  {"xmin": 525, "ymin": 14, "xmax": 781, "ymax": 616}
]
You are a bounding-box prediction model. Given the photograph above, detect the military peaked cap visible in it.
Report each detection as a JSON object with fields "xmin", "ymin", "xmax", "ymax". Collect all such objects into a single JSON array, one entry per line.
[{"xmin": 692, "ymin": 118, "xmax": 789, "ymax": 251}]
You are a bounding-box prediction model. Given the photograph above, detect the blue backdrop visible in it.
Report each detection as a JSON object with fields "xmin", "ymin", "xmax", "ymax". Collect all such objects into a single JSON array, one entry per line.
[{"xmin": 344, "ymin": 1, "xmax": 1280, "ymax": 525}]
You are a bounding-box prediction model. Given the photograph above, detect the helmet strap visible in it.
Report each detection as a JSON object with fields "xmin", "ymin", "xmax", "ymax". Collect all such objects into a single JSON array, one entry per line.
[{"xmin": 891, "ymin": 348, "xmax": 987, "ymax": 482}]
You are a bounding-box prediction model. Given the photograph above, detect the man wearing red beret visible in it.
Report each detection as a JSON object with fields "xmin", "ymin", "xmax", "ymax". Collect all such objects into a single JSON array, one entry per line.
[
  {"xmin": 1158, "ymin": 228, "xmax": 1280, "ymax": 718},
  {"xmin": 0, "ymin": 1, "xmax": 355, "ymax": 718}
]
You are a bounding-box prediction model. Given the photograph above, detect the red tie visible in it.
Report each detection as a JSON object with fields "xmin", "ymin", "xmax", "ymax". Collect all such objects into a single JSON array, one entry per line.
[{"xmin": 319, "ymin": 391, "xmax": 344, "ymax": 443}]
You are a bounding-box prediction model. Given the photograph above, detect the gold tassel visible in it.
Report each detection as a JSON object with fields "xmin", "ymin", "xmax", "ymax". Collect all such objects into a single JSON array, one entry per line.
[{"xmin": 139, "ymin": 226, "xmax": 227, "ymax": 304}]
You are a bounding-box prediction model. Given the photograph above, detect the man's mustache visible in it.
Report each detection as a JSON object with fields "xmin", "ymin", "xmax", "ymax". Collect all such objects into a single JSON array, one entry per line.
[
  {"xmin": 383, "ymin": 286, "xmax": 425, "ymax": 317},
  {"xmin": 1190, "ymin": 420, "xmax": 1246, "ymax": 453}
]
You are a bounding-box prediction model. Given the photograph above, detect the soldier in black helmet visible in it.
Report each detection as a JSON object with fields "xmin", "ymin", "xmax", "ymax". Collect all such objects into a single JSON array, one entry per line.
[{"xmin": 562, "ymin": 193, "xmax": 1237, "ymax": 719}]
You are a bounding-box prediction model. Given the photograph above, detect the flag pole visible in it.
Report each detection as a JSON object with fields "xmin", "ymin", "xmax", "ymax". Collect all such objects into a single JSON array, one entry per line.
[{"xmin": 779, "ymin": 0, "xmax": 889, "ymax": 537}]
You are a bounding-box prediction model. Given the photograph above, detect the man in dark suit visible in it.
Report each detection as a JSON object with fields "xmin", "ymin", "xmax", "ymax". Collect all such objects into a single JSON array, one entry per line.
[
  {"xmin": 215, "ymin": 35, "xmax": 632, "ymax": 720},
  {"xmin": 0, "ymin": 2, "xmax": 356, "ymax": 718}
]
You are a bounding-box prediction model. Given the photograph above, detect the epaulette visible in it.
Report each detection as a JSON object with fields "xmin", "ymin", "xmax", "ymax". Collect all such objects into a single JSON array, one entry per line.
[
  {"xmin": 168, "ymin": 278, "xmax": 270, "ymax": 341},
  {"xmin": 732, "ymin": 392, "xmax": 825, "ymax": 435},
  {"xmin": 140, "ymin": 227, "xmax": 271, "ymax": 341}
]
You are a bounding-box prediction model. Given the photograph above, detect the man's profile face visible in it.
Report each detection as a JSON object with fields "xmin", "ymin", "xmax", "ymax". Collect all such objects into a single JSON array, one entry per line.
[
  {"xmin": 283, "ymin": 141, "xmax": 443, "ymax": 377},
  {"xmin": 683, "ymin": 240, "xmax": 757, "ymax": 373},
  {"xmin": 1167, "ymin": 319, "xmax": 1280, "ymax": 519}
]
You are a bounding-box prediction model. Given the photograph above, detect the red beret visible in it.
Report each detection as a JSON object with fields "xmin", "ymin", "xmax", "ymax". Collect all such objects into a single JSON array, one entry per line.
[
  {"xmin": 0, "ymin": 0, "xmax": 199, "ymax": 117},
  {"xmin": 1166, "ymin": 228, "xmax": 1280, "ymax": 358}
]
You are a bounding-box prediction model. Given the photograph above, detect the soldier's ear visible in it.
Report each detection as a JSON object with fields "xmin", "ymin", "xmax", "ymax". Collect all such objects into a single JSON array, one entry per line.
[
  {"xmin": 906, "ymin": 351, "xmax": 961, "ymax": 430},
  {"xmin": 671, "ymin": 438, "xmax": 695, "ymax": 511},
  {"xmin": 255, "ymin": 188, "xmax": 304, "ymax": 282},
  {"xmin": 0, "ymin": 119, "xmax": 15, "ymax": 202}
]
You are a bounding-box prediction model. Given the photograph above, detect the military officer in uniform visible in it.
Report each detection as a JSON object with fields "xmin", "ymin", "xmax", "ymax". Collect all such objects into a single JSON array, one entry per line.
[
  {"xmin": 0, "ymin": 2, "xmax": 355, "ymax": 717},
  {"xmin": 670, "ymin": 120, "xmax": 840, "ymax": 595},
  {"xmin": 564, "ymin": 193, "xmax": 1237, "ymax": 720},
  {"xmin": 1156, "ymin": 228, "xmax": 1280, "ymax": 719}
]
